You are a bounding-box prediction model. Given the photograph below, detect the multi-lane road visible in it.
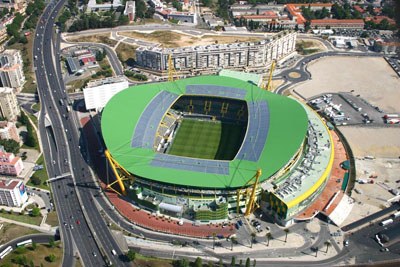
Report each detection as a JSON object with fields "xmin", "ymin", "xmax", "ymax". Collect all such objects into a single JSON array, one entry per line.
[{"xmin": 34, "ymin": 0, "xmax": 129, "ymax": 266}]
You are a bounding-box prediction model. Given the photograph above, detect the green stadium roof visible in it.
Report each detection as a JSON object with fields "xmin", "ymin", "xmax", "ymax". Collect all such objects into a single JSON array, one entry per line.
[{"xmin": 101, "ymin": 75, "xmax": 308, "ymax": 189}]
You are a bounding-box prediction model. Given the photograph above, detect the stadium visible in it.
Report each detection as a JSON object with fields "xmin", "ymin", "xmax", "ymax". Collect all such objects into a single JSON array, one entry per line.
[{"xmin": 101, "ymin": 75, "xmax": 334, "ymax": 225}]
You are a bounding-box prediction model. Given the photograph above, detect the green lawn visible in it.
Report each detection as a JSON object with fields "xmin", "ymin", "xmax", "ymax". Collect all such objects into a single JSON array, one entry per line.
[
  {"xmin": 27, "ymin": 155, "xmax": 49, "ymax": 190},
  {"xmin": 168, "ymin": 119, "xmax": 246, "ymax": 160},
  {"xmin": 0, "ymin": 211, "xmax": 43, "ymax": 226}
]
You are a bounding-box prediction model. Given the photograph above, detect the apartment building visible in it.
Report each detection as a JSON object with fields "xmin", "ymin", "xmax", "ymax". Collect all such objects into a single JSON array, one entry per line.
[
  {"xmin": 136, "ymin": 31, "xmax": 297, "ymax": 74},
  {"xmin": 0, "ymin": 179, "xmax": 27, "ymax": 207},
  {"xmin": 0, "ymin": 120, "xmax": 20, "ymax": 143},
  {"xmin": 0, "ymin": 150, "xmax": 24, "ymax": 176},
  {"xmin": 0, "ymin": 49, "xmax": 26, "ymax": 91},
  {"xmin": 0, "ymin": 87, "xmax": 20, "ymax": 121}
]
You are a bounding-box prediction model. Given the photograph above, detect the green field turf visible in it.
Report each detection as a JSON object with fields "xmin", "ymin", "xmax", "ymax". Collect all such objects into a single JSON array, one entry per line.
[{"xmin": 168, "ymin": 119, "xmax": 246, "ymax": 160}]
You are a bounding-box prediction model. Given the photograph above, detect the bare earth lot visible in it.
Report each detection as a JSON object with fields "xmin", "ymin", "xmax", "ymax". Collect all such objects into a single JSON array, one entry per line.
[{"xmin": 118, "ymin": 31, "xmax": 263, "ymax": 48}]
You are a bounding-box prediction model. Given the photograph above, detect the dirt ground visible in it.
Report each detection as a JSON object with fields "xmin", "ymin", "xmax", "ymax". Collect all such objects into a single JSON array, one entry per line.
[
  {"xmin": 341, "ymin": 158, "xmax": 400, "ymax": 226},
  {"xmin": 118, "ymin": 31, "xmax": 263, "ymax": 48},
  {"xmin": 0, "ymin": 223, "xmax": 39, "ymax": 244},
  {"xmin": 339, "ymin": 127, "xmax": 400, "ymax": 158},
  {"xmin": 65, "ymin": 33, "xmax": 118, "ymax": 47}
]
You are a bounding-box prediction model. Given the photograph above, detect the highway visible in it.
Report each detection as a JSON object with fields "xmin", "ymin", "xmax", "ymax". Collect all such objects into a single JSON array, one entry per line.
[{"xmin": 34, "ymin": 0, "xmax": 129, "ymax": 266}]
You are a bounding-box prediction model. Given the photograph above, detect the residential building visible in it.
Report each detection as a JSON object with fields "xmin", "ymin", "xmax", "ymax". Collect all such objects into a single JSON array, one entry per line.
[
  {"xmin": 167, "ymin": 11, "xmax": 197, "ymax": 24},
  {"xmin": 0, "ymin": 0, "xmax": 27, "ymax": 13},
  {"xmin": 124, "ymin": 1, "xmax": 135, "ymax": 22},
  {"xmin": 310, "ymin": 19, "xmax": 365, "ymax": 30},
  {"xmin": 0, "ymin": 150, "xmax": 24, "ymax": 176},
  {"xmin": 0, "ymin": 87, "xmax": 20, "ymax": 121},
  {"xmin": 0, "ymin": 120, "xmax": 20, "ymax": 143},
  {"xmin": 0, "ymin": 179, "xmax": 27, "ymax": 207},
  {"xmin": 0, "ymin": 49, "xmax": 25, "ymax": 91},
  {"xmin": 83, "ymin": 76, "xmax": 129, "ymax": 111},
  {"xmin": 136, "ymin": 31, "xmax": 297, "ymax": 75}
]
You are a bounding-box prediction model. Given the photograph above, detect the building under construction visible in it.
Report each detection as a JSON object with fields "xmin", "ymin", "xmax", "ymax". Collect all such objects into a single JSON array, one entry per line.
[{"xmin": 136, "ymin": 31, "xmax": 297, "ymax": 75}]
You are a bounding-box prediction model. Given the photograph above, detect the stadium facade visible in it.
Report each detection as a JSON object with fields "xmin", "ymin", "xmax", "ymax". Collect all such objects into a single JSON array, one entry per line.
[
  {"xmin": 101, "ymin": 76, "xmax": 334, "ymax": 225},
  {"xmin": 135, "ymin": 31, "xmax": 296, "ymax": 75}
]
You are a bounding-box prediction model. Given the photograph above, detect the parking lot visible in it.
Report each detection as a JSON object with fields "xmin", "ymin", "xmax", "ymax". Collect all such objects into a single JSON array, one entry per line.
[
  {"xmin": 308, "ymin": 92, "xmax": 395, "ymax": 127},
  {"xmin": 385, "ymin": 57, "xmax": 400, "ymax": 77}
]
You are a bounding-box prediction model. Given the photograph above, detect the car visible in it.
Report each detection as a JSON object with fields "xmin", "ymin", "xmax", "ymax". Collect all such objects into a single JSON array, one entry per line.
[
  {"xmin": 92, "ymin": 252, "xmax": 97, "ymax": 257},
  {"xmin": 76, "ymin": 220, "xmax": 80, "ymax": 225},
  {"xmin": 64, "ymin": 222, "xmax": 67, "ymax": 226},
  {"xmin": 111, "ymin": 249, "xmax": 117, "ymax": 256},
  {"xmin": 238, "ymin": 220, "xmax": 243, "ymax": 226},
  {"xmin": 380, "ymin": 247, "xmax": 389, "ymax": 252},
  {"xmin": 344, "ymin": 240, "xmax": 349, "ymax": 246},
  {"xmin": 70, "ymin": 225, "xmax": 74, "ymax": 230}
]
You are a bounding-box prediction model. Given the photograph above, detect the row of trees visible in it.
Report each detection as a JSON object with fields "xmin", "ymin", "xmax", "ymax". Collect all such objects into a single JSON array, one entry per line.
[{"xmin": 68, "ymin": 11, "xmax": 129, "ymax": 32}]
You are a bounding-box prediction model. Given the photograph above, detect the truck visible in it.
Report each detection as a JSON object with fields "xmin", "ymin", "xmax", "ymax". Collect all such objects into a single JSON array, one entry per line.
[
  {"xmin": 391, "ymin": 211, "xmax": 400, "ymax": 219},
  {"xmin": 379, "ymin": 218, "xmax": 393, "ymax": 226},
  {"xmin": 386, "ymin": 118, "xmax": 400, "ymax": 124},
  {"xmin": 383, "ymin": 114, "xmax": 399, "ymax": 119}
]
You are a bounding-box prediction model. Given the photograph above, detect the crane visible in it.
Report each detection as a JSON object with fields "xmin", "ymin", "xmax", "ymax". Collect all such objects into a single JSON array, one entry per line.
[
  {"xmin": 168, "ymin": 54, "xmax": 177, "ymax": 82},
  {"xmin": 104, "ymin": 150, "xmax": 134, "ymax": 196},
  {"xmin": 262, "ymin": 59, "xmax": 277, "ymax": 92},
  {"xmin": 236, "ymin": 169, "xmax": 262, "ymax": 216}
]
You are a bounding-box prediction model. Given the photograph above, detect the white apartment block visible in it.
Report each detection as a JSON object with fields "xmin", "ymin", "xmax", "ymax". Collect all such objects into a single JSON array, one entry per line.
[
  {"xmin": 0, "ymin": 179, "xmax": 28, "ymax": 207},
  {"xmin": 0, "ymin": 49, "xmax": 25, "ymax": 91},
  {"xmin": 0, "ymin": 87, "xmax": 20, "ymax": 121},
  {"xmin": 83, "ymin": 76, "xmax": 129, "ymax": 111},
  {"xmin": 136, "ymin": 31, "xmax": 297, "ymax": 74}
]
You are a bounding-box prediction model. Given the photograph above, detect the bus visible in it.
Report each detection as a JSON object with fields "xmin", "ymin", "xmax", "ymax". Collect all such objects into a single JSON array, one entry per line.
[
  {"xmin": 0, "ymin": 246, "xmax": 13, "ymax": 259},
  {"xmin": 380, "ymin": 219, "xmax": 394, "ymax": 227},
  {"xmin": 16, "ymin": 239, "xmax": 32, "ymax": 247}
]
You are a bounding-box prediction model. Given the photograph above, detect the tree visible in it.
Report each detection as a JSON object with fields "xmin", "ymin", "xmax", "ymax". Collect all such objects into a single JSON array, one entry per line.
[
  {"xmin": 284, "ymin": 228, "xmax": 290, "ymax": 243},
  {"xmin": 175, "ymin": 258, "xmax": 189, "ymax": 267},
  {"xmin": 324, "ymin": 241, "xmax": 331, "ymax": 253},
  {"xmin": 314, "ymin": 246, "xmax": 319, "ymax": 257},
  {"xmin": 253, "ymin": 259, "xmax": 256, "ymax": 267},
  {"xmin": 31, "ymin": 241, "xmax": 37, "ymax": 250},
  {"xmin": 30, "ymin": 260, "xmax": 35, "ymax": 267},
  {"xmin": 231, "ymin": 236, "xmax": 237, "ymax": 251},
  {"xmin": 95, "ymin": 50, "xmax": 104, "ymax": 62},
  {"xmin": 231, "ymin": 256, "xmax": 236, "ymax": 267},
  {"xmin": 194, "ymin": 257, "xmax": 202, "ymax": 267},
  {"xmin": 31, "ymin": 207, "xmax": 41, "ymax": 217},
  {"xmin": 0, "ymin": 139, "xmax": 20, "ymax": 154},
  {"xmin": 239, "ymin": 259, "xmax": 243, "ymax": 267},
  {"xmin": 30, "ymin": 175, "xmax": 41, "ymax": 186},
  {"xmin": 46, "ymin": 254, "xmax": 56, "ymax": 262},
  {"xmin": 126, "ymin": 250, "xmax": 136, "ymax": 262},
  {"xmin": 48, "ymin": 237, "xmax": 55, "ymax": 248},
  {"xmin": 265, "ymin": 232, "xmax": 272, "ymax": 246},
  {"xmin": 135, "ymin": 0, "xmax": 147, "ymax": 19},
  {"xmin": 202, "ymin": 0, "xmax": 212, "ymax": 8},
  {"xmin": 245, "ymin": 258, "xmax": 250, "ymax": 267},
  {"xmin": 18, "ymin": 112, "xmax": 29, "ymax": 125},
  {"xmin": 250, "ymin": 232, "xmax": 256, "ymax": 248},
  {"xmin": 219, "ymin": 259, "xmax": 223, "ymax": 267},
  {"xmin": 212, "ymin": 232, "xmax": 216, "ymax": 250},
  {"xmin": 25, "ymin": 121, "xmax": 37, "ymax": 148},
  {"xmin": 15, "ymin": 255, "xmax": 28, "ymax": 265}
]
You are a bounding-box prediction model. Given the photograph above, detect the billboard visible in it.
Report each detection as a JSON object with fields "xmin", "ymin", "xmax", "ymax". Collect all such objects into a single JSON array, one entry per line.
[{"xmin": 19, "ymin": 183, "xmax": 26, "ymax": 196}]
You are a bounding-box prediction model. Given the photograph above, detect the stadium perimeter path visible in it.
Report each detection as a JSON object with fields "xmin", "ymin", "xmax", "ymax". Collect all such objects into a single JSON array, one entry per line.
[
  {"xmin": 80, "ymin": 115, "xmax": 235, "ymax": 238},
  {"xmin": 296, "ymin": 130, "xmax": 348, "ymax": 220}
]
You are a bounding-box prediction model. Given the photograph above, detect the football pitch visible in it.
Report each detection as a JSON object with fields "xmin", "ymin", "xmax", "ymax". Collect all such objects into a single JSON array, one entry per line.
[{"xmin": 168, "ymin": 119, "xmax": 246, "ymax": 160}]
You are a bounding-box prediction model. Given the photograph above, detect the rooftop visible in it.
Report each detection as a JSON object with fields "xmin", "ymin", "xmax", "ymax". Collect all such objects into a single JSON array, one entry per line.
[{"xmin": 101, "ymin": 75, "xmax": 308, "ymax": 189}]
